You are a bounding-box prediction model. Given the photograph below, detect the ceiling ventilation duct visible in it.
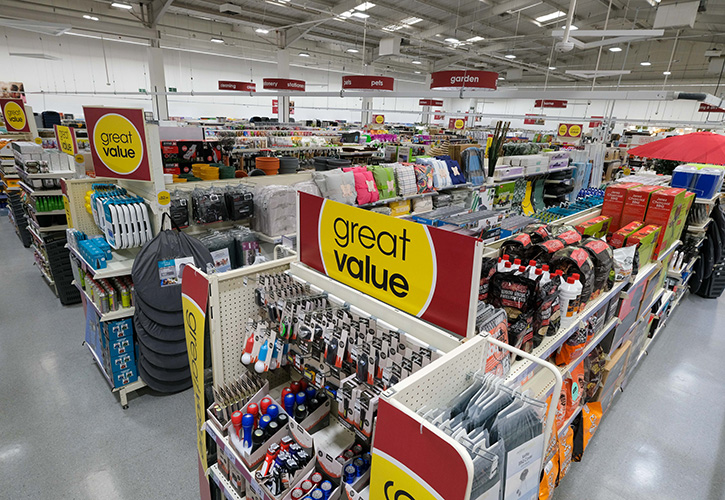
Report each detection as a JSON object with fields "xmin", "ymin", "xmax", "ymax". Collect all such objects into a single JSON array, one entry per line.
[{"xmin": 0, "ymin": 19, "xmax": 71, "ymax": 36}]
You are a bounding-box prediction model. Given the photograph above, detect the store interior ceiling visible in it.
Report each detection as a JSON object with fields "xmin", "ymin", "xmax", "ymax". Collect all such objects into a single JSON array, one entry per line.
[{"xmin": 3, "ymin": 0, "xmax": 725, "ymax": 92}]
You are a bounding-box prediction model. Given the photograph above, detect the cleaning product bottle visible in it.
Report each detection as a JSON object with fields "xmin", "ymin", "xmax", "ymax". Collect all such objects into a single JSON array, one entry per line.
[
  {"xmin": 541, "ymin": 264, "xmax": 551, "ymax": 284},
  {"xmin": 527, "ymin": 260, "xmax": 539, "ymax": 280},
  {"xmin": 559, "ymin": 275, "xmax": 582, "ymax": 328},
  {"xmin": 498, "ymin": 254, "xmax": 511, "ymax": 272},
  {"xmin": 501, "ymin": 260, "xmax": 514, "ymax": 274},
  {"xmin": 571, "ymin": 273, "xmax": 585, "ymax": 312}
]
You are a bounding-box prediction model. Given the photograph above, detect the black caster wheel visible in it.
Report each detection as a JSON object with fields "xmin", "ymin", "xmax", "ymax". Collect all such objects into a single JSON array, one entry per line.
[{"xmin": 122, "ymin": 405, "xmax": 129, "ymax": 410}]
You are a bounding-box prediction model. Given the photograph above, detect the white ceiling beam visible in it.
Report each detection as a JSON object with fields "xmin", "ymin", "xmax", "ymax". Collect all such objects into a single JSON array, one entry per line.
[
  {"xmin": 551, "ymin": 29, "xmax": 665, "ymax": 38},
  {"xmin": 150, "ymin": 0, "xmax": 175, "ymax": 28}
]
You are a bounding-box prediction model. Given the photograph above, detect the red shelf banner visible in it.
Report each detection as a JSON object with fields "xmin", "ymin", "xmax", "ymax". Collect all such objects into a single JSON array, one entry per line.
[
  {"xmin": 419, "ymin": 99, "xmax": 444, "ymax": 106},
  {"xmin": 535, "ymin": 99, "xmax": 567, "ymax": 108}
]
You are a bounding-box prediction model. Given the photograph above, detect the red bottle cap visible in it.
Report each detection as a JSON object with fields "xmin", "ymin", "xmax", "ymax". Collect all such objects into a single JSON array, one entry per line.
[
  {"xmin": 505, "ymin": 261, "xmax": 512, "ymax": 268},
  {"xmin": 572, "ymin": 273, "xmax": 580, "ymax": 280},
  {"xmin": 514, "ymin": 258, "xmax": 521, "ymax": 266},
  {"xmin": 231, "ymin": 411, "xmax": 243, "ymax": 434},
  {"xmin": 543, "ymin": 264, "xmax": 550, "ymax": 271},
  {"xmin": 290, "ymin": 381, "xmax": 301, "ymax": 394},
  {"xmin": 247, "ymin": 403, "xmax": 259, "ymax": 416},
  {"xmin": 567, "ymin": 277, "xmax": 575, "ymax": 284},
  {"xmin": 502, "ymin": 254, "xmax": 510, "ymax": 261},
  {"xmin": 535, "ymin": 268, "xmax": 543, "ymax": 275},
  {"xmin": 519, "ymin": 266, "xmax": 526, "ymax": 273},
  {"xmin": 299, "ymin": 378, "xmax": 308, "ymax": 391},
  {"xmin": 529, "ymin": 260, "xmax": 537, "ymax": 267}
]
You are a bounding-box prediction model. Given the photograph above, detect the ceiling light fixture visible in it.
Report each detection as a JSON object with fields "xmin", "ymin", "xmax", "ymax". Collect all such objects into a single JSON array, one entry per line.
[
  {"xmin": 339, "ymin": 10, "xmax": 353, "ymax": 18},
  {"xmin": 355, "ymin": 2, "xmax": 375, "ymax": 11},
  {"xmin": 504, "ymin": 54, "xmax": 516, "ymax": 59},
  {"xmin": 351, "ymin": 12, "xmax": 369, "ymax": 19},
  {"xmin": 535, "ymin": 11, "xmax": 565, "ymax": 23},
  {"xmin": 255, "ymin": 28, "xmax": 270, "ymax": 34},
  {"xmin": 347, "ymin": 48, "xmax": 359, "ymax": 53},
  {"xmin": 111, "ymin": 2, "xmax": 133, "ymax": 9},
  {"xmin": 444, "ymin": 37, "xmax": 460, "ymax": 43},
  {"xmin": 414, "ymin": 70, "xmax": 421, "ymax": 74},
  {"xmin": 83, "ymin": 14, "xmax": 99, "ymax": 21},
  {"xmin": 298, "ymin": 52, "xmax": 310, "ymax": 57},
  {"xmin": 663, "ymin": 70, "xmax": 671, "ymax": 75},
  {"xmin": 210, "ymin": 37, "xmax": 224, "ymax": 43},
  {"xmin": 640, "ymin": 61, "xmax": 651, "ymax": 66},
  {"xmin": 498, "ymin": 76, "xmax": 505, "ymax": 80},
  {"xmin": 569, "ymin": 25, "xmax": 578, "ymax": 30},
  {"xmin": 609, "ymin": 46, "xmax": 622, "ymax": 52},
  {"xmin": 467, "ymin": 36, "xmax": 484, "ymax": 42},
  {"xmin": 548, "ymin": 66, "xmax": 556, "ymax": 70},
  {"xmin": 401, "ymin": 17, "xmax": 422, "ymax": 25},
  {"xmin": 412, "ymin": 60, "xmax": 422, "ymax": 64}
]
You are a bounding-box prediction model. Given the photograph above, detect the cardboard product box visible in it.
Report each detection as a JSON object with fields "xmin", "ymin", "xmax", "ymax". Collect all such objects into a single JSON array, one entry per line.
[
  {"xmin": 495, "ymin": 182, "xmax": 515, "ymax": 209},
  {"xmin": 594, "ymin": 340, "xmax": 632, "ymax": 402},
  {"xmin": 626, "ymin": 224, "xmax": 662, "ymax": 267},
  {"xmin": 388, "ymin": 200, "xmax": 410, "ymax": 217},
  {"xmin": 644, "ymin": 187, "xmax": 688, "ymax": 258},
  {"xmin": 448, "ymin": 143, "xmax": 481, "ymax": 164},
  {"xmin": 601, "ymin": 182, "xmax": 641, "ymax": 232},
  {"xmin": 640, "ymin": 263, "xmax": 664, "ymax": 316},
  {"xmin": 575, "ymin": 215, "xmax": 612, "ymax": 238},
  {"xmin": 671, "ymin": 191, "xmax": 696, "ymax": 244},
  {"xmin": 620, "ymin": 185, "xmax": 663, "ymax": 228},
  {"xmin": 601, "ymin": 277, "xmax": 647, "ymax": 353},
  {"xmin": 112, "ymin": 366, "xmax": 138, "ymax": 388},
  {"xmin": 161, "ymin": 140, "xmax": 180, "ymax": 162},
  {"xmin": 609, "ymin": 221, "xmax": 645, "ymax": 249},
  {"xmin": 103, "ymin": 318, "xmax": 133, "ymax": 343}
]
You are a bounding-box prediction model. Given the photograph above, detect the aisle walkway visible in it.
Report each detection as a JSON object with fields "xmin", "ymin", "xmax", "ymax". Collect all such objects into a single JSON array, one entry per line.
[
  {"xmin": 0, "ymin": 220, "xmax": 197, "ymax": 499},
  {"xmin": 555, "ymin": 289, "xmax": 725, "ymax": 499}
]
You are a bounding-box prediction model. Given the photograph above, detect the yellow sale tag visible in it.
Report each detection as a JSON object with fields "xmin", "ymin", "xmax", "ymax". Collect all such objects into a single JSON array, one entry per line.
[{"xmin": 157, "ymin": 190, "xmax": 171, "ymax": 206}]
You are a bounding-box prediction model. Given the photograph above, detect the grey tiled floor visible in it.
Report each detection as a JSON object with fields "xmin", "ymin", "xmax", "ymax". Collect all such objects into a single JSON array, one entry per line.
[
  {"xmin": 0, "ymin": 220, "xmax": 198, "ymax": 499},
  {"xmin": 2, "ymin": 217, "xmax": 725, "ymax": 500}
]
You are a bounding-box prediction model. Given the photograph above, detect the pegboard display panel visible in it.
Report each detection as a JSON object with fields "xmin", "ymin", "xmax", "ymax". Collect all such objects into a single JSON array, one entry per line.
[
  {"xmin": 65, "ymin": 178, "xmax": 104, "ymax": 235},
  {"xmin": 387, "ymin": 336, "xmax": 487, "ymax": 413},
  {"xmin": 208, "ymin": 256, "xmax": 297, "ymax": 388}
]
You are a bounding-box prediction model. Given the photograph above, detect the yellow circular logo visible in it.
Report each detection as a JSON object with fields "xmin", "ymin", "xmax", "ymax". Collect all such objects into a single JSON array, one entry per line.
[
  {"xmin": 569, "ymin": 124, "xmax": 582, "ymax": 137},
  {"xmin": 75, "ymin": 154, "xmax": 84, "ymax": 163},
  {"xmin": 93, "ymin": 113, "xmax": 144, "ymax": 175},
  {"xmin": 375, "ymin": 115, "xmax": 384, "ymax": 124},
  {"xmin": 34, "ymin": 137, "xmax": 42, "ymax": 144},
  {"xmin": 157, "ymin": 190, "xmax": 171, "ymax": 206},
  {"xmin": 454, "ymin": 119, "xmax": 465, "ymax": 129},
  {"xmin": 370, "ymin": 453, "xmax": 443, "ymax": 500},
  {"xmin": 319, "ymin": 201, "xmax": 436, "ymax": 316},
  {"xmin": 3, "ymin": 101, "xmax": 26, "ymax": 131},
  {"xmin": 558, "ymin": 124, "xmax": 569, "ymax": 136}
]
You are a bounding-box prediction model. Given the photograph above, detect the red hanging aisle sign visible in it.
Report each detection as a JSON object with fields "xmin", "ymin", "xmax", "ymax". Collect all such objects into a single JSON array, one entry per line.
[
  {"xmin": 419, "ymin": 99, "xmax": 444, "ymax": 107},
  {"xmin": 218, "ymin": 80, "xmax": 256, "ymax": 92},
  {"xmin": 699, "ymin": 103, "xmax": 725, "ymax": 113},
  {"xmin": 342, "ymin": 75, "xmax": 394, "ymax": 91},
  {"xmin": 430, "ymin": 70, "xmax": 498, "ymax": 90},
  {"xmin": 272, "ymin": 99, "xmax": 279, "ymax": 114},
  {"xmin": 263, "ymin": 78, "xmax": 306, "ymax": 91},
  {"xmin": 589, "ymin": 116, "xmax": 604, "ymax": 127},
  {"xmin": 297, "ymin": 192, "xmax": 482, "ymax": 338},
  {"xmin": 535, "ymin": 99, "xmax": 567, "ymax": 108}
]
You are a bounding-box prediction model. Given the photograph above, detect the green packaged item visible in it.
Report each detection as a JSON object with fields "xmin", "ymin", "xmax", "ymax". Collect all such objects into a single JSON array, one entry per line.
[{"xmin": 495, "ymin": 181, "xmax": 515, "ymax": 208}]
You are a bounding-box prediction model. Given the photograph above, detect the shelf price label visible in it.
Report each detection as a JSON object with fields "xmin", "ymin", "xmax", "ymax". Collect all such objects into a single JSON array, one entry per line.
[
  {"xmin": 0, "ymin": 98, "xmax": 31, "ymax": 133},
  {"xmin": 298, "ymin": 193, "xmax": 481, "ymax": 338},
  {"xmin": 83, "ymin": 106, "xmax": 152, "ymax": 181},
  {"xmin": 181, "ymin": 266, "xmax": 212, "ymax": 500}
]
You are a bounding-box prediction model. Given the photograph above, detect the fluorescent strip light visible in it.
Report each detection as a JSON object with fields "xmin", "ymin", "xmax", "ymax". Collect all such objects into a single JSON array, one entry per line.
[
  {"xmin": 535, "ymin": 11, "xmax": 565, "ymax": 23},
  {"xmin": 111, "ymin": 2, "xmax": 133, "ymax": 9},
  {"xmin": 663, "ymin": 71, "xmax": 671, "ymax": 75},
  {"xmin": 210, "ymin": 38, "xmax": 224, "ymax": 43},
  {"xmin": 83, "ymin": 15, "xmax": 99, "ymax": 21},
  {"xmin": 467, "ymin": 36, "xmax": 484, "ymax": 42},
  {"xmin": 412, "ymin": 60, "xmax": 422, "ymax": 65},
  {"xmin": 383, "ymin": 25, "xmax": 402, "ymax": 31},
  {"xmin": 351, "ymin": 12, "xmax": 369, "ymax": 18},
  {"xmin": 640, "ymin": 61, "xmax": 651, "ymax": 66},
  {"xmin": 401, "ymin": 17, "xmax": 422, "ymax": 25},
  {"xmin": 504, "ymin": 54, "xmax": 516, "ymax": 59},
  {"xmin": 339, "ymin": 10, "xmax": 353, "ymax": 18},
  {"xmin": 299, "ymin": 52, "xmax": 310, "ymax": 57},
  {"xmin": 347, "ymin": 48, "xmax": 359, "ymax": 53},
  {"xmin": 255, "ymin": 28, "xmax": 270, "ymax": 34},
  {"xmin": 609, "ymin": 46, "xmax": 622, "ymax": 52},
  {"xmin": 355, "ymin": 2, "xmax": 375, "ymax": 11},
  {"xmin": 569, "ymin": 25, "xmax": 578, "ymax": 30},
  {"xmin": 548, "ymin": 66, "xmax": 556, "ymax": 70},
  {"xmin": 414, "ymin": 71, "xmax": 421, "ymax": 74},
  {"xmin": 498, "ymin": 76, "xmax": 505, "ymax": 80},
  {"xmin": 444, "ymin": 38, "xmax": 460, "ymax": 43}
]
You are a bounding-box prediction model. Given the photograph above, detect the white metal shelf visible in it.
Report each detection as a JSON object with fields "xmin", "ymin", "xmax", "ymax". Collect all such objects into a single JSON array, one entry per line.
[
  {"xmin": 14, "ymin": 165, "xmax": 75, "ymax": 179},
  {"xmin": 694, "ymin": 193, "xmax": 722, "ymax": 205},
  {"xmin": 85, "ymin": 340, "xmax": 113, "ymax": 388},
  {"xmin": 84, "ymin": 341, "xmax": 147, "ymax": 408},
  {"xmin": 18, "ymin": 180, "xmax": 63, "ymax": 197},
  {"xmin": 72, "ymin": 280, "xmax": 135, "ymax": 321},
  {"xmin": 67, "ymin": 244, "xmax": 137, "ymax": 279},
  {"xmin": 506, "ymin": 278, "xmax": 629, "ymax": 385},
  {"xmin": 687, "ymin": 218, "xmax": 712, "ymax": 233},
  {"xmin": 357, "ymin": 183, "xmax": 472, "ymax": 209},
  {"xmin": 208, "ymin": 464, "xmax": 244, "ymax": 500}
]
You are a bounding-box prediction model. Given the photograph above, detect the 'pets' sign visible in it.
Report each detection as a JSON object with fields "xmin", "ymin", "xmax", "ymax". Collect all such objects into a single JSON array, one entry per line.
[
  {"xmin": 83, "ymin": 106, "xmax": 151, "ymax": 181},
  {"xmin": 0, "ymin": 98, "xmax": 30, "ymax": 132},
  {"xmin": 298, "ymin": 193, "xmax": 482, "ymax": 338}
]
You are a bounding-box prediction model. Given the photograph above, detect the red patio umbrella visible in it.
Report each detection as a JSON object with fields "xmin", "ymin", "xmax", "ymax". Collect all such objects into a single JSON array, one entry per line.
[{"xmin": 628, "ymin": 132, "xmax": 725, "ymax": 165}]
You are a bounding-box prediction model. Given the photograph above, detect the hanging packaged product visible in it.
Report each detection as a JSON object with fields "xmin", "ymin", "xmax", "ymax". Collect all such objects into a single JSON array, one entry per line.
[
  {"xmin": 524, "ymin": 223, "xmax": 552, "ymax": 243},
  {"xmin": 89, "ymin": 183, "xmax": 153, "ymax": 249},
  {"xmin": 612, "ymin": 245, "xmax": 636, "ymax": 281},
  {"xmin": 192, "ymin": 186, "xmax": 229, "ymax": 224},
  {"xmin": 224, "ymin": 184, "xmax": 254, "ymax": 221},
  {"xmin": 572, "ymin": 402, "xmax": 603, "ymax": 462},
  {"xmin": 169, "ymin": 190, "xmax": 190, "ymax": 228}
]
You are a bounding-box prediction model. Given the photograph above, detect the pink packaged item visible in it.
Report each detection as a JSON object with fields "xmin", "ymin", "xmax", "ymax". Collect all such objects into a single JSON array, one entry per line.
[{"xmin": 351, "ymin": 168, "xmax": 379, "ymax": 205}]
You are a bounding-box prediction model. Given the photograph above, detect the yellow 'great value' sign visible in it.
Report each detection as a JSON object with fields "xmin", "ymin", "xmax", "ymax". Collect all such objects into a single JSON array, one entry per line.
[{"xmin": 54, "ymin": 125, "xmax": 77, "ymax": 156}]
